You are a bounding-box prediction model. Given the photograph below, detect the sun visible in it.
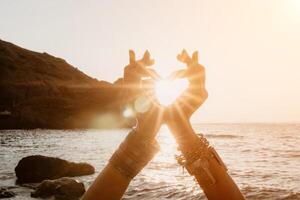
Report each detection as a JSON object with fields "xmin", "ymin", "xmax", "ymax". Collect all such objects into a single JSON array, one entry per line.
[{"xmin": 154, "ymin": 79, "xmax": 188, "ymax": 106}]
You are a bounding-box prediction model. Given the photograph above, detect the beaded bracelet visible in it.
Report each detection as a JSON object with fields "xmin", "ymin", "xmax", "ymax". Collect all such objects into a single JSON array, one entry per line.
[{"xmin": 109, "ymin": 128, "xmax": 160, "ymax": 179}]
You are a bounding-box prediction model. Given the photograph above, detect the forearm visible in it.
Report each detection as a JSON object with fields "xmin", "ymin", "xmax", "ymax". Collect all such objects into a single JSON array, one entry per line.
[
  {"xmin": 193, "ymin": 152, "xmax": 245, "ymax": 200},
  {"xmin": 82, "ymin": 129, "xmax": 160, "ymax": 200},
  {"xmin": 168, "ymin": 122, "xmax": 245, "ymax": 200},
  {"xmin": 82, "ymin": 163, "xmax": 131, "ymax": 200}
]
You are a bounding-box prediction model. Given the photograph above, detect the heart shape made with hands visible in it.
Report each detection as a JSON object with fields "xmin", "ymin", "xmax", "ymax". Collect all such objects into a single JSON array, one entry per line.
[
  {"xmin": 154, "ymin": 77, "xmax": 189, "ymax": 106},
  {"xmin": 123, "ymin": 77, "xmax": 188, "ymax": 118},
  {"xmin": 125, "ymin": 49, "xmax": 198, "ymax": 110}
]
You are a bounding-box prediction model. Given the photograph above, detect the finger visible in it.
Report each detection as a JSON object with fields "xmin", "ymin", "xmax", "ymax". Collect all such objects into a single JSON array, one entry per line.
[
  {"xmin": 138, "ymin": 50, "xmax": 155, "ymax": 66},
  {"xmin": 135, "ymin": 67, "xmax": 160, "ymax": 80},
  {"xmin": 141, "ymin": 79, "xmax": 155, "ymax": 90},
  {"xmin": 144, "ymin": 50, "xmax": 150, "ymax": 60},
  {"xmin": 145, "ymin": 68, "xmax": 161, "ymax": 80},
  {"xmin": 192, "ymin": 51, "xmax": 198, "ymax": 63},
  {"xmin": 182, "ymin": 49, "xmax": 190, "ymax": 61},
  {"xmin": 124, "ymin": 65, "xmax": 139, "ymax": 81},
  {"xmin": 129, "ymin": 50, "xmax": 136, "ymax": 64},
  {"xmin": 177, "ymin": 49, "xmax": 192, "ymax": 64},
  {"xmin": 168, "ymin": 69, "xmax": 187, "ymax": 80},
  {"xmin": 142, "ymin": 50, "xmax": 151, "ymax": 62},
  {"xmin": 139, "ymin": 79, "xmax": 158, "ymax": 102}
]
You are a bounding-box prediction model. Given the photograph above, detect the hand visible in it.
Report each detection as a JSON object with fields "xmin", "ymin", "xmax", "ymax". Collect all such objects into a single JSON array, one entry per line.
[
  {"xmin": 165, "ymin": 50, "xmax": 208, "ymax": 143},
  {"xmin": 122, "ymin": 50, "xmax": 164, "ymax": 140},
  {"xmin": 169, "ymin": 49, "xmax": 208, "ymax": 118},
  {"xmin": 122, "ymin": 50, "xmax": 155, "ymax": 101}
]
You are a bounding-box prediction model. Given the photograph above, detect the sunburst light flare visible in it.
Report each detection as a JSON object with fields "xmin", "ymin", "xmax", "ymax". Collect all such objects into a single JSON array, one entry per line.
[{"xmin": 154, "ymin": 79, "xmax": 188, "ymax": 106}]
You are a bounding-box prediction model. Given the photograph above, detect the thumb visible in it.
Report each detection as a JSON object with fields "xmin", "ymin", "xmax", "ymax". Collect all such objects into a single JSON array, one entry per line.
[{"xmin": 129, "ymin": 50, "xmax": 136, "ymax": 64}]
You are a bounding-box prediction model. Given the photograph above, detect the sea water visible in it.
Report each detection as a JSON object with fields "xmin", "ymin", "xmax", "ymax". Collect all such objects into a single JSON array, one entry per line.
[{"xmin": 0, "ymin": 124, "xmax": 299, "ymax": 199}]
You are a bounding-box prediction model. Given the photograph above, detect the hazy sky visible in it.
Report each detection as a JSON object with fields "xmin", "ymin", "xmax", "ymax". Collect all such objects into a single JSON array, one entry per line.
[{"xmin": 1, "ymin": 0, "xmax": 299, "ymax": 123}]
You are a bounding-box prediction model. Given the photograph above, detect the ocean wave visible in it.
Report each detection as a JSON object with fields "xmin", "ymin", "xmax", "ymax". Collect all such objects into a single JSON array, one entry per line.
[
  {"xmin": 242, "ymin": 186, "xmax": 300, "ymax": 200},
  {"xmin": 1, "ymin": 127, "xmax": 299, "ymax": 200},
  {"xmin": 2, "ymin": 183, "xmax": 298, "ymax": 200},
  {"xmin": 197, "ymin": 133, "xmax": 242, "ymax": 139}
]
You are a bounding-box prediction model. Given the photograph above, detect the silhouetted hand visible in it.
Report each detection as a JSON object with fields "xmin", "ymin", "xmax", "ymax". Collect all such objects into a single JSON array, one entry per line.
[
  {"xmin": 122, "ymin": 50, "xmax": 157, "ymax": 102},
  {"xmin": 169, "ymin": 50, "xmax": 208, "ymax": 118},
  {"xmin": 82, "ymin": 52, "xmax": 163, "ymax": 200},
  {"xmin": 165, "ymin": 50, "xmax": 208, "ymax": 143},
  {"xmin": 122, "ymin": 50, "xmax": 163, "ymax": 140}
]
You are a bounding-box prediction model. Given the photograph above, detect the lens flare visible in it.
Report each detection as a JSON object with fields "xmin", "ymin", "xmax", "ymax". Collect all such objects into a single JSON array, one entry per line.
[{"xmin": 123, "ymin": 107, "xmax": 134, "ymax": 118}]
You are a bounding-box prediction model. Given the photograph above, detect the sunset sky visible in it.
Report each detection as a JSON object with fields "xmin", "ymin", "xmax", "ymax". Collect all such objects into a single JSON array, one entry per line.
[{"xmin": 1, "ymin": 0, "xmax": 299, "ymax": 123}]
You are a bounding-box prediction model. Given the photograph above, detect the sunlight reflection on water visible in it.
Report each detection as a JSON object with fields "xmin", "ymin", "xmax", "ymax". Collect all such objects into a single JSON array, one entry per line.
[{"xmin": 0, "ymin": 124, "xmax": 300, "ymax": 199}]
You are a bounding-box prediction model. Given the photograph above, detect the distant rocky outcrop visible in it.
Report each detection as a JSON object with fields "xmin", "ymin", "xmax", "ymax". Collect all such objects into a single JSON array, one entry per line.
[
  {"xmin": 31, "ymin": 177, "xmax": 85, "ymax": 200},
  {"xmin": 15, "ymin": 155, "xmax": 94, "ymax": 184},
  {"xmin": 0, "ymin": 39, "xmax": 132, "ymax": 129}
]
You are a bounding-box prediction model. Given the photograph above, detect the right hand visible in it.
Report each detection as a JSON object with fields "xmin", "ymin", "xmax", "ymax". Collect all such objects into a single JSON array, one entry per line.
[{"xmin": 165, "ymin": 50, "xmax": 208, "ymax": 143}]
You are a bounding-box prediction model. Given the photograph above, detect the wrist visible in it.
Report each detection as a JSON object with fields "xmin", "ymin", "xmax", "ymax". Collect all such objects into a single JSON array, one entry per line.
[
  {"xmin": 177, "ymin": 133, "xmax": 209, "ymax": 158},
  {"xmin": 167, "ymin": 120, "xmax": 198, "ymax": 147},
  {"xmin": 109, "ymin": 128, "xmax": 160, "ymax": 179},
  {"xmin": 176, "ymin": 134, "xmax": 228, "ymax": 187}
]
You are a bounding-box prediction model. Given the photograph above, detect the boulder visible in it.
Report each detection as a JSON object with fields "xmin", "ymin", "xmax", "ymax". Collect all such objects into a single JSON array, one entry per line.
[
  {"xmin": 0, "ymin": 187, "xmax": 15, "ymax": 198},
  {"xmin": 15, "ymin": 155, "xmax": 95, "ymax": 183},
  {"xmin": 31, "ymin": 177, "xmax": 85, "ymax": 200}
]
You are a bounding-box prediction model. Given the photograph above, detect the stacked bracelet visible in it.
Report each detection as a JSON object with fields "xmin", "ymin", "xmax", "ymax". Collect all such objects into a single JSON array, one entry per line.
[
  {"xmin": 109, "ymin": 128, "xmax": 160, "ymax": 179},
  {"xmin": 176, "ymin": 134, "xmax": 227, "ymax": 186}
]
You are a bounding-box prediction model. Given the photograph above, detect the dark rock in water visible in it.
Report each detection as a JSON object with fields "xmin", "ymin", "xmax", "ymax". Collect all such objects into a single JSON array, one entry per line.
[
  {"xmin": 67, "ymin": 162, "xmax": 95, "ymax": 177},
  {"xmin": 31, "ymin": 177, "xmax": 85, "ymax": 200},
  {"xmin": 0, "ymin": 187, "xmax": 15, "ymax": 198},
  {"xmin": 15, "ymin": 155, "xmax": 95, "ymax": 183}
]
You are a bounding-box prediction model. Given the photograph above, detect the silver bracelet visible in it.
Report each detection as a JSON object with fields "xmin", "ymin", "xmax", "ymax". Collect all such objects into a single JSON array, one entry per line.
[
  {"xmin": 176, "ymin": 134, "xmax": 227, "ymax": 186},
  {"xmin": 109, "ymin": 128, "xmax": 160, "ymax": 179}
]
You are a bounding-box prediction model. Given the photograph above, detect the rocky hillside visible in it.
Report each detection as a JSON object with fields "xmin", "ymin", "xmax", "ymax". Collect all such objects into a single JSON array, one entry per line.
[{"xmin": 0, "ymin": 39, "xmax": 128, "ymax": 129}]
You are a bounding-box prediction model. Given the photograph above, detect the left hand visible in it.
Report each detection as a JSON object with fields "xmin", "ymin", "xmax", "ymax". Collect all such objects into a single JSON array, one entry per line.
[
  {"xmin": 122, "ymin": 50, "xmax": 164, "ymax": 140},
  {"xmin": 122, "ymin": 50, "xmax": 155, "ymax": 101}
]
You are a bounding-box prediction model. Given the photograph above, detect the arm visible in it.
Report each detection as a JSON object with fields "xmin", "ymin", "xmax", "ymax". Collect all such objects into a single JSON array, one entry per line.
[
  {"xmin": 168, "ymin": 120, "xmax": 245, "ymax": 200},
  {"xmin": 81, "ymin": 163, "xmax": 131, "ymax": 200},
  {"xmin": 82, "ymin": 128, "xmax": 160, "ymax": 200},
  {"xmin": 166, "ymin": 50, "xmax": 245, "ymax": 200},
  {"xmin": 82, "ymin": 51, "xmax": 162, "ymax": 200}
]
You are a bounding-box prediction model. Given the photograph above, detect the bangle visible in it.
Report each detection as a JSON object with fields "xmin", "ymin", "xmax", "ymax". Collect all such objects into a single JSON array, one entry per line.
[
  {"xmin": 176, "ymin": 134, "xmax": 227, "ymax": 186},
  {"xmin": 109, "ymin": 128, "xmax": 160, "ymax": 179}
]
